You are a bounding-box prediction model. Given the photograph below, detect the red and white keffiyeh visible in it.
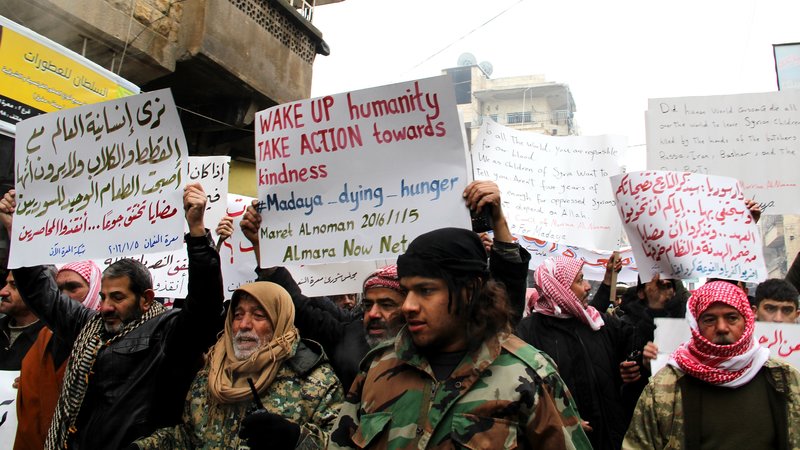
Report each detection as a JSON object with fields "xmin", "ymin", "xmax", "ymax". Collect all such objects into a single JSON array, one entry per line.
[
  {"xmin": 668, "ymin": 281, "xmax": 769, "ymax": 388},
  {"xmin": 58, "ymin": 260, "xmax": 103, "ymax": 311},
  {"xmin": 533, "ymin": 257, "xmax": 605, "ymax": 330}
]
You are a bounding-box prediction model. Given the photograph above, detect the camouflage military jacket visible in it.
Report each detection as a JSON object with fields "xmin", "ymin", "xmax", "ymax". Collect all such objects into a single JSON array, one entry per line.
[
  {"xmin": 328, "ymin": 330, "xmax": 591, "ymax": 449},
  {"xmin": 134, "ymin": 340, "xmax": 343, "ymax": 450},
  {"xmin": 623, "ymin": 358, "xmax": 800, "ymax": 450}
]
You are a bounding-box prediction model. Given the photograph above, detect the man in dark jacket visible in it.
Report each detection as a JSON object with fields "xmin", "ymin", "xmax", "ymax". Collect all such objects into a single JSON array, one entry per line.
[
  {"xmin": 253, "ymin": 264, "xmax": 405, "ymax": 391},
  {"xmin": 0, "ymin": 184, "xmax": 223, "ymax": 449},
  {"xmin": 232, "ymin": 180, "xmax": 532, "ymax": 390},
  {"xmin": 517, "ymin": 256, "xmax": 655, "ymax": 450},
  {"xmin": 0, "ymin": 270, "xmax": 45, "ymax": 370}
]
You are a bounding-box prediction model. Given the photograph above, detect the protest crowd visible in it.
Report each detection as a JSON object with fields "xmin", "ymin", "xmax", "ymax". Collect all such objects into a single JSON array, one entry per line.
[{"xmin": 1, "ymin": 82, "xmax": 800, "ymax": 450}]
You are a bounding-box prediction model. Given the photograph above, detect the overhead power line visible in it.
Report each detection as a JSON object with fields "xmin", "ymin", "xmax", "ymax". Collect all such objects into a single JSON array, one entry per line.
[{"xmin": 405, "ymin": 0, "xmax": 526, "ymax": 73}]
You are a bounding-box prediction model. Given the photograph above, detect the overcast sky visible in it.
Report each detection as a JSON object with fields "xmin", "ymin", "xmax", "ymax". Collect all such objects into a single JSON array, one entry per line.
[{"xmin": 310, "ymin": 0, "xmax": 800, "ymax": 164}]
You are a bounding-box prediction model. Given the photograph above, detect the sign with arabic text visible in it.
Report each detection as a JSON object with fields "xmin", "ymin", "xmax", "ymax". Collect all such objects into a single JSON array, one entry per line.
[
  {"xmin": 287, "ymin": 260, "xmax": 388, "ymax": 298},
  {"xmin": 187, "ymin": 155, "xmax": 230, "ymax": 240},
  {"xmin": 220, "ymin": 194, "xmax": 258, "ymax": 297},
  {"xmin": 472, "ymin": 120, "xmax": 624, "ymax": 250},
  {"xmin": 0, "ymin": 15, "xmax": 139, "ymax": 125},
  {"xmin": 10, "ymin": 89, "xmax": 187, "ymax": 268},
  {"xmin": 611, "ymin": 171, "xmax": 766, "ymax": 282},
  {"xmin": 0, "ymin": 370, "xmax": 19, "ymax": 448},
  {"xmin": 94, "ymin": 156, "xmax": 231, "ymax": 298},
  {"xmin": 653, "ymin": 318, "xmax": 800, "ymax": 372},
  {"xmin": 255, "ymin": 76, "xmax": 471, "ymax": 267}
]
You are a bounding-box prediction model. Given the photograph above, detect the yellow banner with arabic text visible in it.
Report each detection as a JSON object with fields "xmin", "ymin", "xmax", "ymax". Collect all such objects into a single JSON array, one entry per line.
[{"xmin": 0, "ymin": 16, "xmax": 138, "ymax": 125}]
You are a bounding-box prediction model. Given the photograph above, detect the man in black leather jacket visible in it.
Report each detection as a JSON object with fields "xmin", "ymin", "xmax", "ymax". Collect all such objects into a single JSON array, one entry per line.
[{"xmin": 0, "ymin": 184, "xmax": 223, "ymax": 449}]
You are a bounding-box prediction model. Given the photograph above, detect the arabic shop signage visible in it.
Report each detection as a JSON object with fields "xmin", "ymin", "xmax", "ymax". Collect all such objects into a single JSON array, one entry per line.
[{"xmin": 0, "ymin": 15, "xmax": 139, "ymax": 125}]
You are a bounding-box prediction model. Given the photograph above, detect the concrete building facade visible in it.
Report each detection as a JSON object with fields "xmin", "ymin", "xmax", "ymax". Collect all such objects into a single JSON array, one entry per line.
[
  {"xmin": 442, "ymin": 64, "xmax": 576, "ymax": 147},
  {"xmin": 761, "ymin": 214, "xmax": 800, "ymax": 278},
  {"xmin": 0, "ymin": 0, "xmax": 342, "ymax": 197}
]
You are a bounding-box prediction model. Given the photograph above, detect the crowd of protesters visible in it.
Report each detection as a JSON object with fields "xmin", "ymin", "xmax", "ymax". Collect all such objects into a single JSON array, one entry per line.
[{"xmin": 1, "ymin": 178, "xmax": 799, "ymax": 450}]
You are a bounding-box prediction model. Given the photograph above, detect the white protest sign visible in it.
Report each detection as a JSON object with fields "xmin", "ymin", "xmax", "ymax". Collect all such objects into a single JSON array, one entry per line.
[
  {"xmin": 10, "ymin": 89, "xmax": 186, "ymax": 268},
  {"xmin": 95, "ymin": 156, "xmax": 230, "ymax": 298},
  {"xmin": 287, "ymin": 260, "xmax": 386, "ymax": 298},
  {"xmin": 255, "ymin": 76, "xmax": 471, "ymax": 267},
  {"xmin": 220, "ymin": 194, "xmax": 258, "ymax": 297},
  {"xmin": 646, "ymin": 90, "xmax": 800, "ymax": 214},
  {"xmin": 518, "ymin": 235, "xmax": 639, "ymax": 283},
  {"xmin": 187, "ymin": 156, "xmax": 230, "ymax": 241},
  {"xmin": 96, "ymin": 251, "xmax": 188, "ymax": 297},
  {"xmin": 472, "ymin": 120, "xmax": 624, "ymax": 250},
  {"xmin": 612, "ymin": 171, "xmax": 767, "ymax": 283},
  {"xmin": 0, "ymin": 371, "xmax": 19, "ymax": 449},
  {"xmin": 653, "ymin": 318, "xmax": 800, "ymax": 373}
]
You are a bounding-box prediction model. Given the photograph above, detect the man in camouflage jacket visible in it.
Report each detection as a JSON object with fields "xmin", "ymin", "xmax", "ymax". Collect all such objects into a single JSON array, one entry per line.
[
  {"xmin": 623, "ymin": 359, "xmax": 800, "ymax": 450},
  {"xmin": 329, "ymin": 228, "xmax": 591, "ymax": 449},
  {"xmin": 133, "ymin": 282, "xmax": 343, "ymax": 450},
  {"xmin": 624, "ymin": 281, "xmax": 800, "ymax": 449}
]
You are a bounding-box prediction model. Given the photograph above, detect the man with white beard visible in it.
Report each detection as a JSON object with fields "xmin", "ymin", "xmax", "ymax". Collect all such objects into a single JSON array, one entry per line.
[{"xmin": 131, "ymin": 281, "xmax": 343, "ymax": 450}]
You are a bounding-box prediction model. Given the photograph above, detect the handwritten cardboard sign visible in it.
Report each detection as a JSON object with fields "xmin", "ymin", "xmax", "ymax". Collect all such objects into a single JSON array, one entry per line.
[
  {"xmin": 92, "ymin": 156, "xmax": 231, "ymax": 298},
  {"xmin": 220, "ymin": 194, "xmax": 258, "ymax": 297},
  {"xmin": 187, "ymin": 156, "xmax": 230, "ymax": 236},
  {"xmin": 254, "ymin": 76, "xmax": 471, "ymax": 267},
  {"xmin": 95, "ymin": 251, "xmax": 188, "ymax": 297},
  {"xmin": 10, "ymin": 89, "xmax": 186, "ymax": 268},
  {"xmin": 646, "ymin": 90, "xmax": 800, "ymax": 214},
  {"xmin": 653, "ymin": 318, "xmax": 800, "ymax": 373},
  {"xmin": 287, "ymin": 260, "xmax": 387, "ymax": 298},
  {"xmin": 611, "ymin": 170, "xmax": 767, "ymax": 282},
  {"xmin": 518, "ymin": 235, "xmax": 639, "ymax": 283},
  {"xmin": 472, "ymin": 120, "xmax": 624, "ymax": 250},
  {"xmin": 0, "ymin": 370, "xmax": 19, "ymax": 449}
]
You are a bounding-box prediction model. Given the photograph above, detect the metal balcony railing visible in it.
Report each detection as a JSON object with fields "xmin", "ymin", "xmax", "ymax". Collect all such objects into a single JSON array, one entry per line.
[{"xmin": 290, "ymin": 0, "xmax": 315, "ymax": 22}]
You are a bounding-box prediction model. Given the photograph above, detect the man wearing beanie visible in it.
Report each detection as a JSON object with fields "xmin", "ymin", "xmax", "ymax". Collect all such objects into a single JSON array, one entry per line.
[
  {"xmin": 236, "ymin": 180, "xmax": 531, "ymax": 390},
  {"xmin": 329, "ymin": 227, "xmax": 591, "ymax": 449},
  {"xmin": 624, "ymin": 281, "xmax": 800, "ymax": 449}
]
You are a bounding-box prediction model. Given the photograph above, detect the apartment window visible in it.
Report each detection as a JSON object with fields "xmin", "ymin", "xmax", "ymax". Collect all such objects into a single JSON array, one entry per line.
[{"xmin": 506, "ymin": 111, "xmax": 531, "ymax": 124}]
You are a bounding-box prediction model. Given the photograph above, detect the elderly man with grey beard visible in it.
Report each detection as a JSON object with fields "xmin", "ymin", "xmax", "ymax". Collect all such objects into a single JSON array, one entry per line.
[
  {"xmin": 132, "ymin": 281, "xmax": 343, "ymax": 450},
  {"xmin": 624, "ymin": 281, "xmax": 800, "ymax": 449}
]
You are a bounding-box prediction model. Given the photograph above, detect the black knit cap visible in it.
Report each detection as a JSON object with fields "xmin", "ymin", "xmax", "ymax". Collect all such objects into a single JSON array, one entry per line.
[{"xmin": 397, "ymin": 227, "xmax": 489, "ymax": 279}]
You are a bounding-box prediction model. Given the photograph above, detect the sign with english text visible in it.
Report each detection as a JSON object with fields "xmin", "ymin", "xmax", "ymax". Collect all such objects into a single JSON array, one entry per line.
[
  {"xmin": 472, "ymin": 120, "xmax": 624, "ymax": 250},
  {"xmin": 653, "ymin": 318, "xmax": 800, "ymax": 374},
  {"xmin": 255, "ymin": 76, "xmax": 471, "ymax": 267},
  {"xmin": 646, "ymin": 90, "xmax": 800, "ymax": 214},
  {"xmin": 612, "ymin": 171, "xmax": 767, "ymax": 283},
  {"xmin": 10, "ymin": 89, "xmax": 187, "ymax": 268}
]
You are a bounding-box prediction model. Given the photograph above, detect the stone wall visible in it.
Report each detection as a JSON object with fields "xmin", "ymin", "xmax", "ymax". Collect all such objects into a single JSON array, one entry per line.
[{"xmin": 105, "ymin": 0, "xmax": 184, "ymax": 43}]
